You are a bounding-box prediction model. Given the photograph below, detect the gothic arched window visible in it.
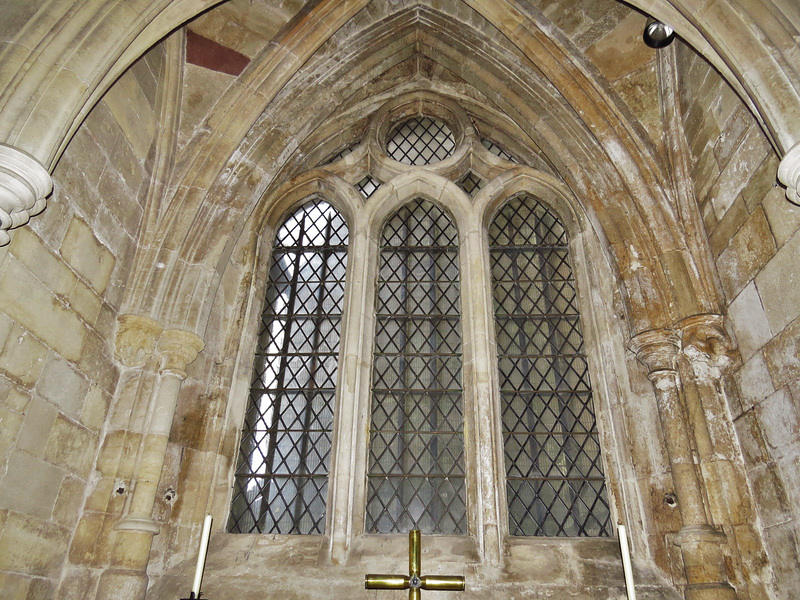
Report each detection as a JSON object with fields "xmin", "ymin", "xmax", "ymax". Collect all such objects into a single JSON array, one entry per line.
[
  {"xmin": 488, "ymin": 195, "xmax": 611, "ymax": 537},
  {"xmin": 366, "ymin": 199, "xmax": 466, "ymax": 534},
  {"xmin": 228, "ymin": 200, "xmax": 348, "ymax": 534},
  {"xmin": 227, "ymin": 99, "xmax": 619, "ymax": 551}
]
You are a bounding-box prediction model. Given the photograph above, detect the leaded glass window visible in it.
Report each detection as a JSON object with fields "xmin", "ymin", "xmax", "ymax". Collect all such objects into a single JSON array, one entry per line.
[
  {"xmin": 357, "ymin": 175, "xmax": 381, "ymax": 198},
  {"xmin": 366, "ymin": 199, "xmax": 466, "ymax": 534},
  {"xmin": 489, "ymin": 195, "xmax": 611, "ymax": 537},
  {"xmin": 387, "ymin": 117, "xmax": 456, "ymax": 165},
  {"xmin": 457, "ymin": 171, "xmax": 484, "ymax": 197},
  {"xmin": 228, "ymin": 200, "xmax": 348, "ymax": 534},
  {"xmin": 482, "ymin": 138, "xmax": 518, "ymax": 163}
]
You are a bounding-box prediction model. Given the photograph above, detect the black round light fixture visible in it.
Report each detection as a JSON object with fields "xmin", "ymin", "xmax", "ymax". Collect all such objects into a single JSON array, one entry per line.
[{"xmin": 643, "ymin": 18, "xmax": 676, "ymax": 48}]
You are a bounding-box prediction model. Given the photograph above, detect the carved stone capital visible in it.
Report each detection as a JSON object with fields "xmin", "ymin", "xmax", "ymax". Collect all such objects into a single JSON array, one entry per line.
[
  {"xmin": 679, "ymin": 314, "xmax": 733, "ymax": 371},
  {"xmin": 114, "ymin": 315, "xmax": 163, "ymax": 368},
  {"xmin": 778, "ymin": 141, "xmax": 800, "ymax": 206},
  {"xmin": 629, "ymin": 328, "xmax": 680, "ymax": 376},
  {"xmin": 156, "ymin": 329, "xmax": 204, "ymax": 378},
  {"xmin": 0, "ymin": 144, "xmax": 52, "ymax": 246}
]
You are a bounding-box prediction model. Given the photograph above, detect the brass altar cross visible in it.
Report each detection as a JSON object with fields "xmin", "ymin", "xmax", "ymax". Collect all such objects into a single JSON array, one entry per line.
[{"xmin": 365, "ymin": 530, "xmax": 465, "ymax": 599}]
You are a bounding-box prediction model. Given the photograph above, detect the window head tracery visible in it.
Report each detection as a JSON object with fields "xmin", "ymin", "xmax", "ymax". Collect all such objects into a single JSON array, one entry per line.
[{"xmin": 230, "ymin": 94, "xmax": 617, "ymax": 547}]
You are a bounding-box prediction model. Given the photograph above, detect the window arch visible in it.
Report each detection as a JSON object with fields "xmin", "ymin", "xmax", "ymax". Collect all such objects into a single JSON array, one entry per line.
[
  {"xmin": 488, "ymin": 194, "xmax": 611, "ymax": 537},
  {"xmin": 226, "ymin": 97, "xmax": 620, "ymax": 552},
  {"xmin": 228, "ymin": 199, "xmax": 348, "ymax": 534},
  {"xmin": 366, "ymin": 198, "xmax": 466, "ymax": 534}
]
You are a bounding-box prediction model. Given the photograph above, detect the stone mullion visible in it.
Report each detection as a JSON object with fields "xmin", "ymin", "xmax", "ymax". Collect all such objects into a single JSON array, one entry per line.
[
  {"xmin": 96, "ymin": 317, "xmax": 204, "ymax": 600},
  {"xmin": 630, "ymin": 329, "xmax": 736, "ymax": 600},
  {"xmin": 460, "ymin": 213, "xmax": 503, "ymax": 566},
  {"xmin": 327, "ymin": 219, "xmax": 370, "ymax": 564}
]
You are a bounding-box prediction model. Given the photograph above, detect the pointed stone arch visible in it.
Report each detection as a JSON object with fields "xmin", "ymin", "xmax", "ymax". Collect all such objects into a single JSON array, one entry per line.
[
  {"xmin": 1, "ymin": 0, "xmax": 797, "ymax": 247},
  {"xmin": 131, "ymin": 2, "xmax": 724, "ymax": 344}
]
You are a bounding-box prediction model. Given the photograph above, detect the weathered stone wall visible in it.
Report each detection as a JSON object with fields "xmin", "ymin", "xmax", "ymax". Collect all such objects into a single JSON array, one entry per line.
[
  {"xmin": 0, "ymin": 0, "xmax": 797, "ymax": 599},
  {"xmin": 678, "ymin": 43, "xmax": 800, "ymax": 598},
  {"xmin": 0, "ymin": 45, "xmax": 164, "ymax": 599},
  {"xmin": 140, "ymin": 3, "xmax": 761, "ymax": 598},
  {"xmin": 545, "ymin": 0, "xmax": 662, "ymax": 146},
  {"xmin": 148, "ymin": 534, "xmax": 681, "ymax": 600}
]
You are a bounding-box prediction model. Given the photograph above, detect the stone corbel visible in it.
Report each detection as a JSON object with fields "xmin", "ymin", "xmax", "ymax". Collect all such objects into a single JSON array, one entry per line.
[
  {"xmin": 778, "ymin": 141, "xmax": 800, "ymax": 206},
  {"xmin": 0, "ymin": 144, "xmax": 52, "ymax": 246},
  {"xmin": 678, "ymin": 314, "xmax": 733, "ymax": 380}
]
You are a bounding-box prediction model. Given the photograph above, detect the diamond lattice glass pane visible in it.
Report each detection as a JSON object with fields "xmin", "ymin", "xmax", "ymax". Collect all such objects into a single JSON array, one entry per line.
[
  {"xmin": 357, "ymin": 175, "xmax": 381, "ymax": 198},
  {"xmin": 366, "ymin": 476, "xmax": 466, "ymax": 535},
  {"xmin": 481, "ymin": 138, "xmax": 519, "ymax": 163},
  {"xmin": 229, "ymin": 200, "xmax": 348, "ymax": 534},
  {"xmin": 489, "ymin": 194, "xmax": 610, "ymax": 537},
  {"xmin": 457, "ymin": 172, "xmax": 484, "ymax": 197},
  {"xmin": 387, "ymin": 117, "xmax": 456, "ymax": 165},
  {"xmin": 368, "ymin": 199, "xmax": 465, "ymax": 534}
]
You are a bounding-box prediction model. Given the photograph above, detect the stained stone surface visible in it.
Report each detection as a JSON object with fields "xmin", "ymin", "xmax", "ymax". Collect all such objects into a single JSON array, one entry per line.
[
  {"xmin": 148, "ymin": 534, "xmax": 682, "ymax": 600},
  {"xmin": 0, "ymin": 1, "xmax": 798, "ymax": 599}
]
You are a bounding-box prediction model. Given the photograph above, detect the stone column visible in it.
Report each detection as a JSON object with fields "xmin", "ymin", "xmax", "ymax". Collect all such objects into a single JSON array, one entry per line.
[
  {"xmin": 677, "ymin": 315, "xmax": 736, "ymax": 464},
  {"xmin": 630, "ymin": 329, "xmax": 736, "ymax": 600},
  {"xmin": 0, "ymin": 144, "xmax": 52, "ymax": 246},
  {"xmin": 96, "ymin": 321, "xmax": 204, "ymax": 600}
]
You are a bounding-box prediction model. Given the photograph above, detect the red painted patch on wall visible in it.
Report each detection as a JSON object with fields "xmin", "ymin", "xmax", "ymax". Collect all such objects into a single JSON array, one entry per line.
[{"xmin": 185, "ymin": 29, "xmax": 250, "ymax": 76}]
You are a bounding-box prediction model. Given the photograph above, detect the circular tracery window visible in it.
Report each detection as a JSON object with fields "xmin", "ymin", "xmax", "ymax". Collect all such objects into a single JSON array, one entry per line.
[{"xmin": 386, "ymin": 116, "xmax": 455, "ymax": 165}]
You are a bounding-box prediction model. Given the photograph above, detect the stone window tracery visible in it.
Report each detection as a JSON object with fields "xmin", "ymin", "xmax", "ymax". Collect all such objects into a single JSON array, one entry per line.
[{"xmin": 229, "ymin": 96, "xmax": 612, "ymax": 553}]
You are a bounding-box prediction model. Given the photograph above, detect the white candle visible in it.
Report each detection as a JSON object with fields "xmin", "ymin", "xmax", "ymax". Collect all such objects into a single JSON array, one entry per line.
[
  {"xmin": 191, "ymin": 514, "xmax": 213, "ymax": 597},
  {"xmin": 618, "ymin": 524, "xmax": 637, "ymax": 600}
]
